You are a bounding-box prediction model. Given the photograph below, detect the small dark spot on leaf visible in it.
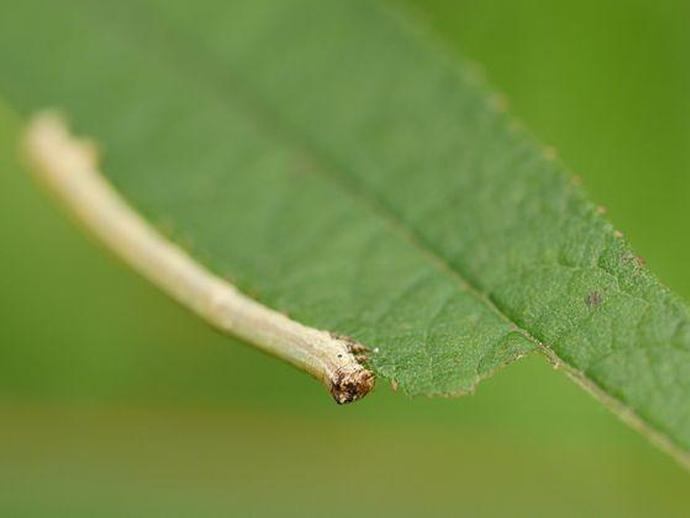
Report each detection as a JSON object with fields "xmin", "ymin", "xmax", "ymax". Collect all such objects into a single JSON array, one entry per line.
[{"xmin": 585, "ymin": 291, "xmax": 603, "ymax": 308}]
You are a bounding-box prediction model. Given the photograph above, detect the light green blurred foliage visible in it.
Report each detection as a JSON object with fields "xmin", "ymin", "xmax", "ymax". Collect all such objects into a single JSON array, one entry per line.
[{"xmin": 0, "ymin": 0, "xmax": 688, "ymax": 515}]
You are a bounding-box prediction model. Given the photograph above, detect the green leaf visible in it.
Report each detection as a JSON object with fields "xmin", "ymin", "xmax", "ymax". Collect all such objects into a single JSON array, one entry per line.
[{"xmin": 1, "ymin": 0, "xmax": 689, "ymax": 465}]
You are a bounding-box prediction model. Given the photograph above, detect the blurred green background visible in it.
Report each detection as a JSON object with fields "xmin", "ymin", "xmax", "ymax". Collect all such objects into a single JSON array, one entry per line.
[{"xmin": 1, "ymin": 0, "xmax": 689, "ymax": 516}]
